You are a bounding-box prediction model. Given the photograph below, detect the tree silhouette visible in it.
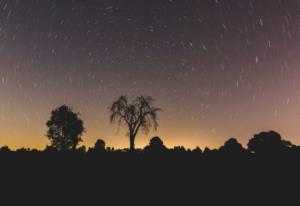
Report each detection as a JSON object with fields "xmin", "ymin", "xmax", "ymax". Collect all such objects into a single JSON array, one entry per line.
[
  {"xmin": 91, "ymin": 139, "xmax": 106, "ymax": 152},
  {"xmin": 247, "ymin": 131, "xmax": 293, "ymax": 154},
  {"xmin": 219, "ymin": 138, "xmax": 244, "ymax": 154},
  {"xmin": 110, "ymin": 96, "xmax": 161, "ymax": 151},
  {"xmin": 192, "ymin": 147, "xmax": 202, "ymax": 155},
  {"xmin": 144, "ymin": 136, "xmax": 167, "ymax": 153},
  {"xmin": 77, "ymin": 145, "xmax": 87, "ymax": 154},
  {"xmin": 46, "ymin": 105, "xmax": 85, "ymax": 151},
  {"xmin": 0, "ymin": 146, "xmax": 10, "ymax": 153}
]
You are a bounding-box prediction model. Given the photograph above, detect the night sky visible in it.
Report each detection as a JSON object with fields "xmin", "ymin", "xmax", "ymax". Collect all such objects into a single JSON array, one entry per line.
[{"xmin": 0, "ymin": 0, "xmax": 300, "ymax": 150}]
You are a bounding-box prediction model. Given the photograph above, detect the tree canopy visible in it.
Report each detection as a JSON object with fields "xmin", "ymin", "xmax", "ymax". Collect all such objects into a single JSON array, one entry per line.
[
  {"xmin": 46, "ymin": 105, "xmax": 85, "ymax": 151},
  {"xmin": 110, "ymin": 95, "xmax": 161, "ymax": 150}
]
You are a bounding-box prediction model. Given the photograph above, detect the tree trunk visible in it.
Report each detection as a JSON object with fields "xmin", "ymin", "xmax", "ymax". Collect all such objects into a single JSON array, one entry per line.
[{"xmin": 129, "ymin": 134, "xmax": 135, "ymax": 151}]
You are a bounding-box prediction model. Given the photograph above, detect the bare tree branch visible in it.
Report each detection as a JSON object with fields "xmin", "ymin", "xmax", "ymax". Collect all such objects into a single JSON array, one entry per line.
[{"xmin": 109, "ymin": 95, "xmax": 161, "ymax": 150}]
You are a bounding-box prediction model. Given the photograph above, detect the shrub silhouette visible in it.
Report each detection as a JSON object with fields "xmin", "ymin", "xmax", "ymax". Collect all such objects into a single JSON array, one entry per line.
[
  {"xmin": 46, "ymin": 105, "xmax": 85, "ymax": 151},
  {"xmin": 109, "ymin": 95, "xmax": 161, "ymax": 151}
]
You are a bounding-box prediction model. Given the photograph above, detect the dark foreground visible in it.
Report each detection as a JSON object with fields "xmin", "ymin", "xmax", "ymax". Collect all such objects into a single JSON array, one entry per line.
[{"xmin": 0, "ymin": 149, "xmax": 299, "ymax": 206}]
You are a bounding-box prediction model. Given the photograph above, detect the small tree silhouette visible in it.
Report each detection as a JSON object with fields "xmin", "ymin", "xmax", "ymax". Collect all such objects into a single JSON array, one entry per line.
[
  {"xmin": 46, "ymin": 105, "xmax": 85, "ymax": 151},
  {"xmin": 219, "ymin": 138, "xmax": 244, "ymax": 154},
  {"xmin": 0, "ymin": 146, "xmax": 11, "ymax": 153},
  {"xmin": 110, "ymin": 96, "xmax": 161, "ymax": 151},
  {"xmin": 93, "ymin": 139, "xmax": 106, "ymax": 152},
  {"xmin": 144, "ymin": 136, "xmax": 167, "ymax": 153}
]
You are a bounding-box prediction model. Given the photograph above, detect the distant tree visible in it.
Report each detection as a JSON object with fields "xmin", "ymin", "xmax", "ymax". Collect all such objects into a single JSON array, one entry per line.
[
  {"xmin": 77, "ymin": 145, "xmax": 87, "ymax": 154},
  {"xmin": 16, "ymin": 148, "xmax": 30, "ymax": 153},
  {"xmin": 0, "ymin": 146, "xmax": 11, "ymax": 153},
  {"xmin": 110, "ymin": 96, "xmax": 161, "ymax": 151},
  {"xmin": 31, "ymin": 149, "xmax": 39, "ymax": 153},
  {"xmin": 247, "ymin": 131, "xmax": 293, "ymax": 154},
  {"xmin": 106, "ymin": 147, "xmax": 115, "ymax": 152},
  {"xmin": 144, "ymin": 136, "xmax": 167, "ymax": 153},
  {"xmin": 192, "ymin": 147, "xmax": 202, "ymax": 155},
  {"xmin": 203, "ymin": 147, "xmax": 218, "ymax": 157},
  {"xmin": 219, "ymin": 138, "xmax": 245, "ymax": 154},
  {"xmin": 46, "ymin": 105, "xmax": 85, "ymax": 151},
  {"xmin": 203, "ymin": 147, "xmax": 211, "ymax": 154},
  {"xmin": 90, "ymin": 139, "xmax": 106, "ymax": 152},
  {"xmin": 149, "ymin": 136, "xmax": 163, "ymax": 147},
  {"xmin": 172, "ymin": 146, "xmax": 186, "ymax": 153}
]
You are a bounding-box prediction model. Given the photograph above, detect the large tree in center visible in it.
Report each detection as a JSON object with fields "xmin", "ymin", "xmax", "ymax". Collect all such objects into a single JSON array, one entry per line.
[
  {"xmin": 110, "ymin": 96, "xmax": 161, "ymax": 151},
  {"xmin": 46, "ymin": 105, "xmax": 85, "ymax": 151}
]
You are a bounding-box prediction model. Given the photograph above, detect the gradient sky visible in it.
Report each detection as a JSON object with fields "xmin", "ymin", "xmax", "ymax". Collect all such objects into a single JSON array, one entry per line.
[{"xmin": 0, "ymin": 0, "xmax": 300, "ymax": 150}]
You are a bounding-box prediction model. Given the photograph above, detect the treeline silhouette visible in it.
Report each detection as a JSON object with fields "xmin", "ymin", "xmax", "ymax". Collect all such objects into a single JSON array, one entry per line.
[
  {"xmin": 0, "ymin": 131, "xmax": 299, "ymax": 206},
  {"xmin": 0, "ymin": 98, "xmax": 299, "ymax": 205}
]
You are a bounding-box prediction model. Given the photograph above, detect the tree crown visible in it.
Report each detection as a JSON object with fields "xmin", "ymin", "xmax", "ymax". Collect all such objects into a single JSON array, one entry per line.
[
  {"xmin": 46, "ymin": 105, "xmax": 85, "ymax": 151},
  {"xmin": 110, "ymin": 95, "xmax": 161, "ymax": 136}
]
